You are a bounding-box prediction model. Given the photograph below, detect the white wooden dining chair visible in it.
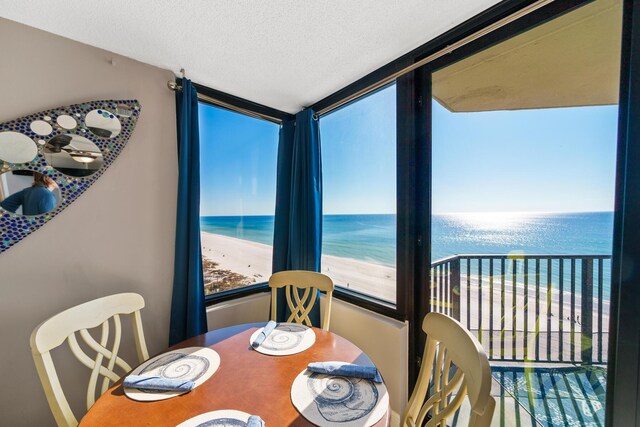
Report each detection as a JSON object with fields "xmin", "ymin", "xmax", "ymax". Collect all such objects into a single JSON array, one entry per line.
[
  {"xmin": 402, "ymin": 312, "xmax": 496, "ymax": 427},
  {"xmin": 269, "ymin": 270, "xmax": 334, "ymax": 331},
  {"xmin": 30, "ymin": 292, "xmax": 149, "ymax": 427}
]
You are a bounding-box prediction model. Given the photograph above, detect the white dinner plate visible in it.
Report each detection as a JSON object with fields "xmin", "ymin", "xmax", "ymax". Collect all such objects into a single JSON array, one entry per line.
[
  {"xmin": 176, "ymin": 409, "xmax": 252, "ymax": 427},
  {"xmin": 291, "ymin": 366, "xmax": 389, "ymax": 427},
  {"xmin": 124, "ymin": 347, "xmax": 220, "ymax": 401},
  {"xmin": 249, "ymin": 322, "xmax": 315, "ymax": 356}
]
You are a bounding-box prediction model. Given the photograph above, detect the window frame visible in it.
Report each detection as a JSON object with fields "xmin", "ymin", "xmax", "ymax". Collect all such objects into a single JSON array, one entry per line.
[
  {"xmin": 195, "ymin": 84, "xmax": 293, "ymax": 305},
  {"xmin": 604, "ymin": 0, "xmax": 640, "ymax": 423},
  {"xmin": 317, "ymin": 83, "xmax": 402, "ymax": 316}
]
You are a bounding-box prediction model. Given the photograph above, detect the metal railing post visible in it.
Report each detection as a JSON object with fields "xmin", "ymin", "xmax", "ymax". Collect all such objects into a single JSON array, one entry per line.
[
  {"xmin": 581, "ymin": 258, "xmax": 594, "ymax": 363},
  {"xmin": 450, "ymin": 257, "xmax": 461, "ymax": 321}
]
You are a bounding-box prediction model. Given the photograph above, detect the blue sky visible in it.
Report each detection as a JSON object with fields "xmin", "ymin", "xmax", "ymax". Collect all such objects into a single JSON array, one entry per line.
[
  {"xmin": 199, "ymin": 104, "xmax": 279, "ymax": 216},
  {"xmin": 432, "ymin": 100, "xmax": 618, "ymax": 213},
  {"xmin": 320, "ymin": 85, "xmax": 396, "ymax": 215},
  {"xmin": 199, "ymin": 85, "xmax": 618, "ymax": 216}
]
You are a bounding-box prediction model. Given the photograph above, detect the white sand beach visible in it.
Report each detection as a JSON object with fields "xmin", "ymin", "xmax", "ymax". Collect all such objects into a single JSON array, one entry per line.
[
  {"xmin": 201, "ymin": 231, "xmax": 396, "ymax": 301},
  {"xmin": 201, "ymin": 231, "xmax": 610, "ymax": 361}
]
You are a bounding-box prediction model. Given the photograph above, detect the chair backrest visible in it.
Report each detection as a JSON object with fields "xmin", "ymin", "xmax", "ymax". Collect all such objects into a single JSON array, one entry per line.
[
  {"xmin": 30, "ymin": 293, "xmax": 149, "ymax": 427},
  {"xmin": 269, "ymin": 270, "xmax": 334, "ymax": 331},
  {"xmin": 402, "ymin": 312, "xmax": 495, "ymax": 427}
]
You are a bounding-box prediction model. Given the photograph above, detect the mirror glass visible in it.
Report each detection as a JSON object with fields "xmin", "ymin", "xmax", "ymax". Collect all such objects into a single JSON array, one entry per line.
[
  {"xmin": 44, "ymin": 134, "xmax": 104, "ymax": 177},
  {"xmin": 116, "ymin": 105, "xmax": 133, "ymax": 118},
  {"xmin": 56, "ymin": 115, "xmax": 77, "ymax": 130},
  {"xmin": 30, "ymin": 120, "xmax": 53, "ymax": 136},
  {"xmin": 0, "ymin": 170, "xmax": 60, "ymax": 215},
  {"xmin": 86, "ymin": 109, "xmax": 121, "ymax": 138},
  {"xmin": 0, "ymin": 131, "xmax": 38, "ymax": 164}
]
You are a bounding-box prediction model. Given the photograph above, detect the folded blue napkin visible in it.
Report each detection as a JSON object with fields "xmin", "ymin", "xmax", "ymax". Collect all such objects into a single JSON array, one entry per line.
[
  {"xmin": 251, "ymin": 320, "xmax": 278, "ymax": 349},
  {"xmin": 122, "ymin": 375, "xmax": 195, "ymax": 392},
  {"xmin": 307, "ymin": 362, "xmax": 383, "ymax": 383},
  {"xmin": 246, "ymin": 415, "xmax": 265, "ymax": 427}
]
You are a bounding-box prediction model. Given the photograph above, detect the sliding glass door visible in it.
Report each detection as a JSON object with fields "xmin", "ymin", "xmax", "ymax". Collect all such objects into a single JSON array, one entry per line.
[{"xmin": 424, "ymin": 0, "xmax": 623, "ymax": 425}]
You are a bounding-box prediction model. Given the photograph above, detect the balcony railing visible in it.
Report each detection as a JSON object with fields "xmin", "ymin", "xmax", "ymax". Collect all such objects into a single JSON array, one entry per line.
[{"xmin": 430, "ymin": 254, "xmax": 611, "ymax": 364}]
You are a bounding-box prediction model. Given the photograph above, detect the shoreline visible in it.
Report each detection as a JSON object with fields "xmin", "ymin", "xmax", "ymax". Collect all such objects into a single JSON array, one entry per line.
[
  {"xmin": 202, "ymin": 231, "xmax": 612, "ymax": 292},
  {"xmin": 201, "ymin": 232, "xmax": 610, "ymax": 335},
  {"xmin": 200, "ymin": 231, "xmax": 396, "ymax": 301}
]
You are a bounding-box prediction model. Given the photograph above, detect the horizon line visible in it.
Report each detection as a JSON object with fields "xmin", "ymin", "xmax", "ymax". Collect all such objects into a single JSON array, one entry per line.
[{"xmin": 201, "ymin": 210, "xmax": 614, "ymax": 217}]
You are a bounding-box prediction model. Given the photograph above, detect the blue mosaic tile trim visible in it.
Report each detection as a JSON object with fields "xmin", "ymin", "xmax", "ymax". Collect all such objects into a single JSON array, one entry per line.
[{"xmin": 0, "ymin": 100, "xmax": 141, "ymax": 253}]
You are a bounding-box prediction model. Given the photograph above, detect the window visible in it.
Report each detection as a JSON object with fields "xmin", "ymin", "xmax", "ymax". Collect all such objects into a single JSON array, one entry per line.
[
  {"xmin": 198, "ymin": 103, "xmax": 279, "ymax": 296},
  {"xmin": 319, "ymin": 85, "xmax": 397, "ymax": 303}
]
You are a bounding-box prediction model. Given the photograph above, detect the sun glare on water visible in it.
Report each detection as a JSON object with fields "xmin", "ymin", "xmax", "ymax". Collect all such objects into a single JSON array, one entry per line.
[{"xmin": 448, "ymin": 211, "xmax": 536, "ymax": 232}]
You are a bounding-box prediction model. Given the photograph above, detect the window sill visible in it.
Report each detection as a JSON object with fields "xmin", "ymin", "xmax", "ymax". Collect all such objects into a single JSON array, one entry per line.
[
  {"xmin": 333, "ymin": 286, "xmax": 404, "ymax": 321},
  {"xmin": 204, "ymin": 281, "xmax": 404, "ymax": 322}
]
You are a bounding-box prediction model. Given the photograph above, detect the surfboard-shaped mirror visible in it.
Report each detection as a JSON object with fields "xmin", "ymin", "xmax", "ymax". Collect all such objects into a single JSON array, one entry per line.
[{"xmin": 0, "ymin": 100, "xmax": 141, "ymax": 253}]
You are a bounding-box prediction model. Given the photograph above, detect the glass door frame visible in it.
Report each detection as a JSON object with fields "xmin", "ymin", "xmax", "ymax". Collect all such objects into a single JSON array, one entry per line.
[
  {"xmin": 399, "ymin": 0, "xmax": 640, "ymax": 424},
  {"xmin": 605, "ymin": 0, "xmax": 640, "ymax": 424}
]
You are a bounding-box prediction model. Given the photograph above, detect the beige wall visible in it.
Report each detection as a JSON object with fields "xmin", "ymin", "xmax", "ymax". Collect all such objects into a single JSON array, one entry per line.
[{"xmin": 0, "ymin": 18, "xmax": 178, "ymax": 425}]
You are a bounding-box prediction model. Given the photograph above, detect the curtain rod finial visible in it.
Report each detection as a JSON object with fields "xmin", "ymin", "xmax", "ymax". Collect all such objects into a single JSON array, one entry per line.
[{"xmin": 168, "ymin": 80, "xmax": 182, "ymax": 92}]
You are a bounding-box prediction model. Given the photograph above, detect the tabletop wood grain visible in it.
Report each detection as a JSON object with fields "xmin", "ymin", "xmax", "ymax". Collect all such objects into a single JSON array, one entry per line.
[{"xmin": 80, "ymin": 323, "xmax": 390, "ymax": 426}]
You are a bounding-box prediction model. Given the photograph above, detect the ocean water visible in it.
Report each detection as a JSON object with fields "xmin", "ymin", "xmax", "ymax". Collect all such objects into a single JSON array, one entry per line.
[
  {"xmin": 201, "ymin": 212, "xmax": 614, "ymax": 266},
  {"xmin": 201, "ymin": 215, "xmax": 275, "ymax": 247}
]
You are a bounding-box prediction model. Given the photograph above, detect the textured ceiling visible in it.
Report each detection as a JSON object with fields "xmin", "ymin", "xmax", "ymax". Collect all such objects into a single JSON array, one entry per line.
[{"xmin": 0, "ymin": 0, "xmax": 501, "ymax": 114}]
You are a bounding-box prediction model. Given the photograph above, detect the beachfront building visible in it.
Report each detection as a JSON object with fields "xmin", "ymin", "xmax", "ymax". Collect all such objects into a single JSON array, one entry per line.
[{"xmin": 1, "ymin": 0, "xmax": 639, "ymax": 426}]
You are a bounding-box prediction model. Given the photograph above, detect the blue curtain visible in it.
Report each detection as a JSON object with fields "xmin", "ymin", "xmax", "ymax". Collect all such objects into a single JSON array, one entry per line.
[
  {"xmin": 272, "ymin": 108, "xmax": 323, "ymax": 326},
  {"xmin": 169, "ymin": 79, "xmax": 208, "ymax": 346}
]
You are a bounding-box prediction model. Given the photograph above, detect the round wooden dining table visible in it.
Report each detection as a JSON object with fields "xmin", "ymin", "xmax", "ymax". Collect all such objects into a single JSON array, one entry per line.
[{"xmin": 80, "ymin": 323, "xmax": 390, "ymax": 426}]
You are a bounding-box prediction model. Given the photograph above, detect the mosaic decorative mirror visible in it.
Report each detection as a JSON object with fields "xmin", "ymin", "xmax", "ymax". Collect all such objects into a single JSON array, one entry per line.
[{"xmin": 0, "ymin": 100, "xmax": 141, "ymax": 253}]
